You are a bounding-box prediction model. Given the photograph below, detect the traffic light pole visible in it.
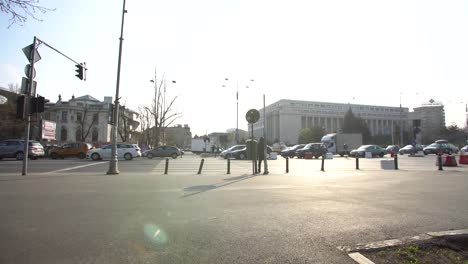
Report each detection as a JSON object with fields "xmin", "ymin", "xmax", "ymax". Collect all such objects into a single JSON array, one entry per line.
[
  {"xmin": 107, "ymin": 0, "xmax": 127, "ymax": 175},
  {"xmin": 22, "ymin": 36, "xmax": 37, "ymax": 176}
]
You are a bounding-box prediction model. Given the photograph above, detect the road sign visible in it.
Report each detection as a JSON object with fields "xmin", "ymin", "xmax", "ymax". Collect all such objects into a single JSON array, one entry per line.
[
  {"xmin": 22, "ymin": 44, "xmax": 41, "ymax": 63},
  {"xmin": 24, "ymin": 65, "xmax": 36, "ymax": 79},
  {"xmin": 21, "ymin": 77, "xmax": 37, "ymax": 95},
  {"xmin": 246, "ymin": 109, "xmax": 260, "ymax": 124}
]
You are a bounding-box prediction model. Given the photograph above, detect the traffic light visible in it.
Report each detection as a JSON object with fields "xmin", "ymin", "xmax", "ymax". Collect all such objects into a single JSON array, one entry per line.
[
  {"xmin": 30, "ymin": 96, "xmax": 45, "ymax": 114},
  {"xmin": 108, "ymin": 104, "xmax": 114, "ymax": 124},
  {"xmin": 75, "ymin": 63, "xmax": 86, "ymax": 80},
  {"xmin": 16, "ymin": 95, "xmax": 25, "ymax": 119}
]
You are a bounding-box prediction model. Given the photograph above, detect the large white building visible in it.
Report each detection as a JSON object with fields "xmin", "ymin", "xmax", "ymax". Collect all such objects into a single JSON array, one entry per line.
[
  {"xmin": 43, "ymin": 95, "xmax": 139, "ymax": 146},
  {"xmin": 252, "ymin": 99, "xmax": 445, "ymax": 145}
]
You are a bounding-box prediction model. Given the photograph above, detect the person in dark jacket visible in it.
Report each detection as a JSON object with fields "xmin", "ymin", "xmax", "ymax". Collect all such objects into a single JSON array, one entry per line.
[{"xmin": 257, "ymin": 137, "xmax": 265, "ymax": 173}]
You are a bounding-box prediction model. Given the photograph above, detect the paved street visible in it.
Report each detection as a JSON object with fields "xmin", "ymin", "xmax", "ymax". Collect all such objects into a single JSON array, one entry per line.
[{"xmin": 1, "ymin": 154, "xmax": 468, "ymax": 263}]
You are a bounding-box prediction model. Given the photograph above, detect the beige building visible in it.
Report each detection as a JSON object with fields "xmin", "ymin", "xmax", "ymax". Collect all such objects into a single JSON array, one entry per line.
[
  {"xmin": 163, "ymin": 124, "xmax": 192, "ymax": 148},
  {"xmin": 43, "ymin": 95, "xmax": 139, "ymax": 146},
  {"xmin": 409, "ymin": 100, "xmax": 445, "ymax": 144}
]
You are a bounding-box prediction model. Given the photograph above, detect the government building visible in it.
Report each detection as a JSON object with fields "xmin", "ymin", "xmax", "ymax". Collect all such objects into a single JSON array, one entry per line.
[{"xmin": 252, "ymin": 99, "xmax": 445, "ymax": 145}]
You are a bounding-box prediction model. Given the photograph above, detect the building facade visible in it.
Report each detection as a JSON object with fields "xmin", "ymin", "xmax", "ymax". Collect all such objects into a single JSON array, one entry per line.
[
  {"xmin": 43, "ymin": 95, "xmax": 139, "ymax": 146},
  {"xmin": 408, "ymin": 100, "xmax": 445, "ymax": 144},
  {"xmin": 252, "ymin": 99, "xmax": 411, "ymax": 145},
  {"xmin": 163, "ymin": 124, "xmax": 192, "ymax": 149}
]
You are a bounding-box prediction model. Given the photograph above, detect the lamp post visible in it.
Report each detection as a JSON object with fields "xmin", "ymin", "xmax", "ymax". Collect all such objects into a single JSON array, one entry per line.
[
  {"xmin": 223, "ymin": 78, "xmax": 253, "ymax": 144},
  {"xmin": 399, "ymin": 92, "xmax": 403, "ymax": 146},
  {"xmin": 107, "ymin": 0, "xmax": 127, "ymax": 175}
]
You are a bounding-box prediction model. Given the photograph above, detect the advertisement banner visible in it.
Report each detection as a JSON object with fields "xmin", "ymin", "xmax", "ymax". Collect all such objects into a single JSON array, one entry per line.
[{"xmin": 42, "ymin": 120, "xmax": 56, "ymax": 140}]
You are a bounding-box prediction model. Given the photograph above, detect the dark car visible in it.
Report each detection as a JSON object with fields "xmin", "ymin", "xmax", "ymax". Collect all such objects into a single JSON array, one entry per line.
[
  {"xmin": 350, "ymin": 145, "xmax": 387, "ymax": 158},
  {"xmin": 280, "ymin": 144, "xmax": 305, "ymax": 158},
  {"xmin": 0, "ymin": 139, "xmax": 45, "ymax": 160},
  {"xmin": 398, "ymin": 144, "xmax": 424, "ymax": 155},
  {"xmin": 145, "ymin": 145, "xmax": 181, "ymax": 159},
  {"xmin": 232, "ymin": 146, "xmax": 273, "ymax": 160},
  {"xmin": 295, "ymin": 143, "xmax": 327, "ymax": 159},
  {"xmin": 423, "ymin": 141, "xmax": 459, "ymax": 155}
]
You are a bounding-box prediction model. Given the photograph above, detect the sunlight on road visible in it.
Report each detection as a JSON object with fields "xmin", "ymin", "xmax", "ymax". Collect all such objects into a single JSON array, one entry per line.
[{"xmin": 144, "ymin": 223, "xmax": 168, "ymax": 247}]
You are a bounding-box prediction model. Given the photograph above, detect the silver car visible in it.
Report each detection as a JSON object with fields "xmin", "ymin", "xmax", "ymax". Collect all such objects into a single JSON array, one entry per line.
[
  {"xmin": 0, "ymin": 139, "xmax": 45, "ymax": 160},
  {"xmin": 220, "ymin": 145, "xmax": 246, "ymax": 159}
]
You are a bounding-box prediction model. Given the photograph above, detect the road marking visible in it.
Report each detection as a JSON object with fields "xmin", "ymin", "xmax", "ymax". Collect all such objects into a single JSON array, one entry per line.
[
  {"xmin": 348, "ymin": 253, "xmax": 375, "ymax": 264},
  {"xmin": 40, "ymin": 162, "xmax": 107, "ymax": 175}
]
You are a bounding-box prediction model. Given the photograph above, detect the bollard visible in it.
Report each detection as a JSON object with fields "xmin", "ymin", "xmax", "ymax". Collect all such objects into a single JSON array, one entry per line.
[
  {"xmin": 438, "ymin": 154, "xmax": 443, "ymax": 171},
  {"xmin": 227, "ymin": 159, "xmax": 231, "ymax": 174},
  {"xmin": 394, "ymin": 153, "xmax": 398, "ymax": 170},
  {"xmin": 355, "ymin": 156, "xmax": 359, "ymax": 170},
  {"xmin": 198, "ymin": 158, "xmax": 205, "ymax": 174},
  {"xmin": 321, "ymin": 155, "xmax": 325, "ymax": 171},
  {"xmin": 164, "ymin": 158, "xmax": 169, "ymax": 174},
  {"xmin": 286, "ymin": 157, "xmax": 289, "ymax": 173}
]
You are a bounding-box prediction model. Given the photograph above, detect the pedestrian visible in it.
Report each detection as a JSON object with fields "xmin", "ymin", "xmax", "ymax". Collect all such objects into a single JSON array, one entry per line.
[{"xmin": 257, "ymin": 137, "xmax": 265, "ymax": 173}]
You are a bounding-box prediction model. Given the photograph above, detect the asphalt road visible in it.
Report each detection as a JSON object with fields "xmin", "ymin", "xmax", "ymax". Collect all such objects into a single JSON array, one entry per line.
[{"xmin": 1, "ymin": 154, "xmax": 467, "ymax": 263}]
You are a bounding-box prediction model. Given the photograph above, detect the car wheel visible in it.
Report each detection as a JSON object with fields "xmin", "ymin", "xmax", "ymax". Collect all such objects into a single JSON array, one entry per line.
[
  {"xmin": 91, "ymin": 153, "xmax": 100, "ymax": 161},
  {"xmin": 15, "ymin": 152, "xmax": 24, "ymax": 160},
  {"xmin": 448, "ymin": 150, "xmax": 453, "ymax": 155},
  {"xmin": 314, "ymin": 155, "xmax": 318, "ymax": 159},
  {"xmin": 379, "ymin": 153, "xmax": 384, "ymax": 158},
  {"xmin": 171, "ymin": 153, "xmax": 178, "ymax": 159},
  {"xmin": 147, "ymin": 153, "xmax": 153, "ymax": 159},
  {"xmin": 78, "ymin": 152, "xmax": 86, "ymax": 159},
  {"xmin": 124, "ymin": 153, "xmax": 132, "ymax": 160},
  {"xmin": 31, "ymin": 156, "xmax": 37, "ymax": 160},
  {"xmin": 51, "ymin": 152, "xmax": 58, "ymax": 159},
  {"xmin": 239, "ymin": 153, "xmax": 246, "ymax": 160}
]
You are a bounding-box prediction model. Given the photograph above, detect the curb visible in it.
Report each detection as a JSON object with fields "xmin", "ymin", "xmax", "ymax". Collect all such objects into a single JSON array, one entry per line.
[{"xmin": 338, "ymin": 228, "xmax": 468, "ymax": 264}]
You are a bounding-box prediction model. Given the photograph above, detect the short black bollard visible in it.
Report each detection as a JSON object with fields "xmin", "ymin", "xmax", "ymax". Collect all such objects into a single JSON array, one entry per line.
[
  {"xmin": 438, "ymin": 154, "xmax": 443, "ymax": 171},
  {"xmin": 286, "ymin": 157, "xmax": 289, "ymax": 173},
  {"xmin": 164, "ymin": 158, "xmax": 169, "ymax": 174},
  {"xmin": 198, "ymin": 158, "xmax": 205, "ymax": 174},
  {"xmin": 227, "ymin": 159, "xmax": 231, "ymax": 174},
  {"xmin": 355, "ymin": 156, "xmax": 360, "ymax": 170},
  {"xmin": 321, "ymin": 155, "xmax": 325, "ymax": 171},
  {"xmin": 394, "ymin": 153, "xmax": 399, "ymax": 170}
]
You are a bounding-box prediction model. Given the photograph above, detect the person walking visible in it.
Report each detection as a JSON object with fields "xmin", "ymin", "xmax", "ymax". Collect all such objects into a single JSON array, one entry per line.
[{"xmin": 257, "ymin": 137, "xmax": 265, "ymax": 173}]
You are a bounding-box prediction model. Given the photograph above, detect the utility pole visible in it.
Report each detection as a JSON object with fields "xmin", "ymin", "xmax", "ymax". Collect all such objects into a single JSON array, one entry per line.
[
  {"xmin": 263, "ymin": 94, "xmax": 268, "ymax": 174},
  {"xmin": 107, "ymin": 0, "xmax": 127, "ymax": 175}
]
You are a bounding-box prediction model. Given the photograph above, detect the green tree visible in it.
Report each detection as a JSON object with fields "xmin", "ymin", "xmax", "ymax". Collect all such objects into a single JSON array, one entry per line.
[
  {"xmin": 298, "ymin": 128, "xmax": 312, "ymax": 144},
  {"xmin": 310, "ymin": 126, "xmax": 326, "ymax": 142},
  {"xmin": 342, "ymin": 108, "xmax": 372, "ymax": 144}
]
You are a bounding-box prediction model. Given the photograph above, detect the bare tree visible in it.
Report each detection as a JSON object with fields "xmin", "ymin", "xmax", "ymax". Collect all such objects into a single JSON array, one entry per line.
[
  {"xmin": 1, "ymin": 0, "xmax": 55, "ymax": 27},
  {"xmin": 8, "ymin": 83, "xmax": 20, "ymax": 94},
  {"xmin": 75, "ymin": 104, "xmax": 100, "ymax": 142},
  {"xmin": 117, "ymin": 105, "xmax": 138, "ymax": 142},
  {"xmin": 145, "ymin": 69, "xmax": 181, "ymax": 147}
]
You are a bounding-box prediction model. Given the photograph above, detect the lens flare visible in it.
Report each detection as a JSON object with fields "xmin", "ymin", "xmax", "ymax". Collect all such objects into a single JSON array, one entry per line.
[{"xmin": 143, "ymin": 223, "xmax": 168, "ymax": 246}]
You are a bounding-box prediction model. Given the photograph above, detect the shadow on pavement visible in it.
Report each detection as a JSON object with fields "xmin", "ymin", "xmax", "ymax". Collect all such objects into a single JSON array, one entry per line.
[{"xmin": 181, "ymin": 174, "xmax": 257, "ymax": 198}]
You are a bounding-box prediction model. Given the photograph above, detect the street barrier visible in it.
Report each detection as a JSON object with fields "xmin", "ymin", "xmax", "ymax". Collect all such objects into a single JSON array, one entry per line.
[
  {"xmin": 394, "ymin": 154, "xmax": 399, "ymax": 170},
  {"xmin": 198, "ymin": 158, "xmax": 205, "ymax": 174},
  {"xmin": 227, "ymin": 159, "xmax": 231, "ymax": 174},
  {"xmin": 321, "ymin": 155, "xmax": 325, "ymax": 171},
  {"xmin": 164, "ymin": 158, "xmax": 169, "ymax": 174},
  {"xmin": 355, "ymin": 156, "xmax": 360, "ymax": 170},
  {"xmin": 286, "ymin": 157, "xmax": 289, "ymax": 173},
  {"xmin": 437, "ymin": 154, "xmax": 443, "ymax": 171}
]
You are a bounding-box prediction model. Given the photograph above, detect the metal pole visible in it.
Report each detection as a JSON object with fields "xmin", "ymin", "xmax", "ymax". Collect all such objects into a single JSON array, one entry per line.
[
  {"xmin": 399, "ymin": 93, "xmax": 403, "ymax": 146},
  {"xmin": 227, "ymin": 159, "xmax": 230, "ymax": 174},
  {"xmin": 263, "ymin": 94, "xmax": 269, "ymax": 175},
  {"xmin": 107, "ymin": 0, "xmax": 127, "ymax": 175},
  {"xmin": 164, "ymin": 158, "xmax": 169, "ymax": 174},
  {"xmin": 198, "ymin": 158, "xmax": 205, "ymax": 174},
  {"xmin": 321, "ymin": 155, "xmax": 325, "ymax": 171},
  {"xmin": 236, "ymin": 83, "xmax": 239, "ymax": 144},
  {"xmin": 286, "ymin": 157, "xmax": 289, "ymax": 173},
  {"xmin": 22, "ymin": 36, "xmax": 37, "ymax": 176}
]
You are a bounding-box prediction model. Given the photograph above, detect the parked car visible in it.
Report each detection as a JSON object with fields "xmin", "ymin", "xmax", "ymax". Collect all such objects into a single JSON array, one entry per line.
[
  {"xmin": 220, "ymin": 145, "xmax": 246, "ymax": 159},
  {"xmin": 386, "ymin": 145, "xmax": 400, "ymax": 153},
  {"xmin": 398, "ymin": 144, "xmax": 424, "ymax": 155},
  {"xmin": 423, "ymin": 141, "xmax": 459, "ymax": 155},
  {"xmin": 0, "ymin": 139, "xmax": 44, "ymax": 160},
  {"xmin": 461, "ymin": 145, "xmax": 468, "ymax": 153},
  {"xmin": 231, "ymin": 146, "xmax": 273, "ymax": 160},
  {"xmin": 280, "ymin": 144, "xmax": 305, "ymax": 158},
  {"xmin": 295, "ymin": 143, "xmax": 327, "ymax": 159},
  {"xmin": 350, "ymin": 145, "xmax": 387, "ymax": 158},
  {"xmin": 49, "ymin": 142, "xmax": 94, "ymax": 159},
  {"xmin": 86, "ymin": 143, "xmax": 141, "ymax": 160},
  {"xmin": 144, "ymin": 145, "xmax": 181, "ymax": 159}
]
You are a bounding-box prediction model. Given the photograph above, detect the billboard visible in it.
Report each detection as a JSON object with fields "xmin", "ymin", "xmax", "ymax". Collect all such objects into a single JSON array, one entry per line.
[{"xmin": 41, "ymin": 120, "xmax": 56, "ymax": 140}]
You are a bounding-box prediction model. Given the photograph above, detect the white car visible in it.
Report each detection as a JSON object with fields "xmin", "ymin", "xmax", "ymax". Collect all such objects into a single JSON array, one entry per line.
[{"xmin": 86, "ymin": 143, "xmax": 141, "ymax": 161}]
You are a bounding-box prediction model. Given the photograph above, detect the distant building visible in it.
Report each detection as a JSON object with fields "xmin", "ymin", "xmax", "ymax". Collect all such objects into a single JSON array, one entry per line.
[
  {"xmin": 253, "ymin": 99, "xmax": 410, "ymax": 145},
  {"xmin": 163, "ymin": 124, "xmax": 192, "ymax": 148},
  {"xmin": 43, "ymin": 95, "xmax": 139, "ymax": 146},
  {"xmin": 409, "ymin": 100, "xmax": 446, "ymax": 144}
]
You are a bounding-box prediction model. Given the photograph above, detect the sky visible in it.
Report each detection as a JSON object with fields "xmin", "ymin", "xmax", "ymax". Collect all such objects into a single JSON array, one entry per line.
[{"xmin": 1, "ymin": 0, "xmax": 468, "ymax": 136}]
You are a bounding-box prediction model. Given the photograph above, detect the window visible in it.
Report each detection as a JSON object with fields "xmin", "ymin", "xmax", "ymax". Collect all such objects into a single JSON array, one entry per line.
[
  {"xmin": 61, "ymin": 111, "xmax": 68, "ymax": 121},
  {"xmin": 75, "ymin": 129, "xmax": 82, "ymax": 142},
  {"xmin": 77, "ymin": 112, "xmax": 82, "ymax": 122},
  {"xmin": 93, "ymin": 113, "xmax": 99, "ymax": 123},
  {"xmin": 92, "ymin": 128, "xmax": 98, "ymax": 142},
  {"xmin": 61, "ymin": 127, "xmax": 68, "ymax": 141}
]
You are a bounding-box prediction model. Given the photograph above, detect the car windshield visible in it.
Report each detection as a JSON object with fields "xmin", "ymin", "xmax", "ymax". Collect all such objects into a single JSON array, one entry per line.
[
  {"xmin": 358, "ymin": 145, "xmax": 371, "ymax": 150},
  {"xmin": 428, "ymin": 143, "xmax": 438, "ymax": 147}
]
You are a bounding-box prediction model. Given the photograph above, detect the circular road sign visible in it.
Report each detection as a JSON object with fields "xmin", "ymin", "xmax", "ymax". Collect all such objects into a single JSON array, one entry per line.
[{"xmin": 246, "ymin": 109, "xmax": 260, "ymax": 124}]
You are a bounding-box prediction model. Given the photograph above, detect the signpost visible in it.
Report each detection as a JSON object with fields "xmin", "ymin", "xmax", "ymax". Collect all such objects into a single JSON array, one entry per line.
[{"xmin": 246, "ymin": 109, "xmax": 260, "ymax": 175}]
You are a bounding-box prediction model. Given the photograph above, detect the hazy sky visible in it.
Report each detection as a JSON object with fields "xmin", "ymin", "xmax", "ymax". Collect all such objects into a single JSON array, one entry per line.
[{"xmin": 1, "ymin": 0, "xmax": 467, "ymax": 136}]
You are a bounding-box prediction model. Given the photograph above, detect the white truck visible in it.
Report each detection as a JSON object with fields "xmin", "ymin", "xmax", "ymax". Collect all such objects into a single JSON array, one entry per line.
[
  {"xmin": 191, "ymin": 138, "xmax": 215, "ymax": 154},
  {"xmin": 321, "ymin": 133, "xmax": 362, "ymax": 156}
]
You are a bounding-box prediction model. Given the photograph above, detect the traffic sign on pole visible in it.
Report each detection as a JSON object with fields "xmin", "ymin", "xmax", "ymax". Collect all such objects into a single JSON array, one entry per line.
[{"xmin": 22, "ymin": 44, "xmax": 41, "ymax": 63}]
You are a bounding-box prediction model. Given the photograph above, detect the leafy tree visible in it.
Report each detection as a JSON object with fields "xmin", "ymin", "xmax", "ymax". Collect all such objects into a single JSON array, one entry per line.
[
  {"xmin": 298, "ymin": 128, "xmax": 312, "ymax": 144},
  {"xmin": 1, "ymin": 0, "xmax": 55, "ymax": 27},
  {"xmin": 441, "ymin": 123, "xmax": 468, "ymax": 147},
  {"xmin": 310, "ymin": 126, "xmax": 326, "ymax": 142},
  {"xmin": 342, "ymin": 108, "xmax": 372, "ymax": 144}
]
